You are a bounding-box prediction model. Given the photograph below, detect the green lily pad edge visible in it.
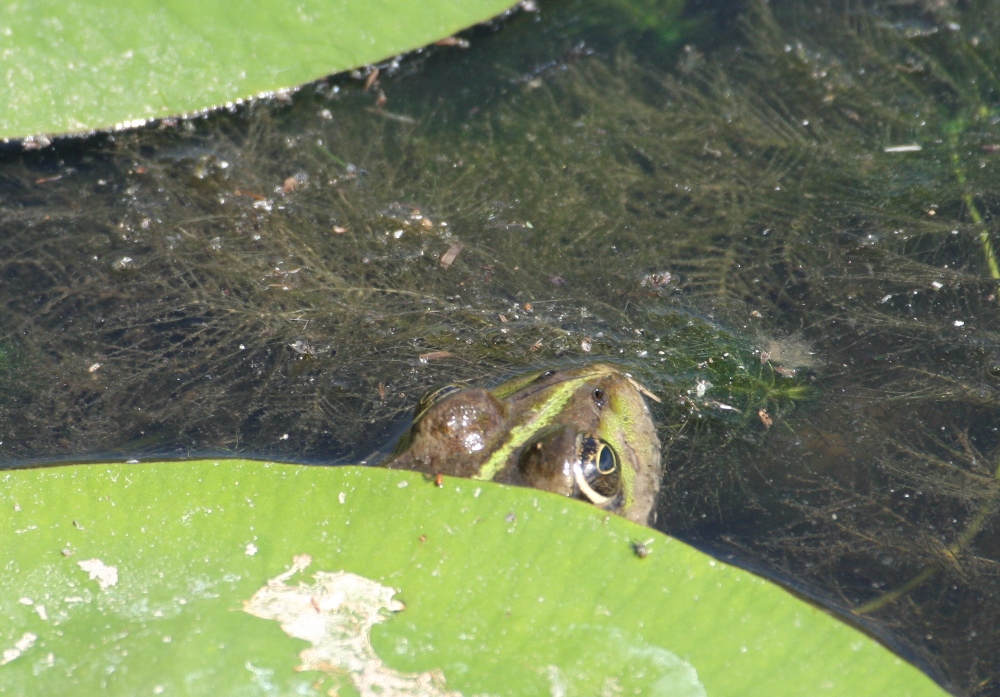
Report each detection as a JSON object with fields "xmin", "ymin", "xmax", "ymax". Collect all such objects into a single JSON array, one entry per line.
[
  {"xmin": 0, "ymin": 460, "xmax": 945, "ymax": 696},
  {"xmin": 0, "ymin": 0, "xmax": 520, "ymax": 141}
]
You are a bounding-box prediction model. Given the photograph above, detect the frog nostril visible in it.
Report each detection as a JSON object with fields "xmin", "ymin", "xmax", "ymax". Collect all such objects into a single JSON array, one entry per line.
[{"xmin": 593, "ymin": 388, "xmax": 606, "ymax": 407}]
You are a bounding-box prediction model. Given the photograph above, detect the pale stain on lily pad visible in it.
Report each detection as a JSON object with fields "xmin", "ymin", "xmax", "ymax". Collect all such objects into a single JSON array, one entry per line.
[{"xmin": 243, "ymin": 554, "xmax": 461, "ymax": 697}]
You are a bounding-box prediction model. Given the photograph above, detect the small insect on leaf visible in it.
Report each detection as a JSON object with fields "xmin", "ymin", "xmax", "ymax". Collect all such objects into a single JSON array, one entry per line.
[
  {"xmin": 758, "ymin": 408, "xmax": 773, "ymax": 428},
  {"xmin": 631, "ymin": 539, "xmax": 655, "ymax": 559},
  {"xmin": 434, "ymin": 473, "xmax": 444, "ymax": 488}
]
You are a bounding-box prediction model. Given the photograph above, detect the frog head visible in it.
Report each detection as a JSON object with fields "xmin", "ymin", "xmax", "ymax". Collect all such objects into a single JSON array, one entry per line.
[{"xmin": 383, "ymin": 363, "xmax": 661, "ymax": 524}]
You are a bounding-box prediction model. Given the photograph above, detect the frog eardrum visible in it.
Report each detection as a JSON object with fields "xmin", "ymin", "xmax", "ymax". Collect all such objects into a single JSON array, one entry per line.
[{"xmin": 382, "ymin": 363, "xmax": 662, "ymax": 524}]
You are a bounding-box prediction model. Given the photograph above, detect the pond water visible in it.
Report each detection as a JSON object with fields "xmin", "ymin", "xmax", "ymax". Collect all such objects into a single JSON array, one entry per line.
[{"xmin": 2, "ymin": 0, "xmax": 999, "ymax": 692}]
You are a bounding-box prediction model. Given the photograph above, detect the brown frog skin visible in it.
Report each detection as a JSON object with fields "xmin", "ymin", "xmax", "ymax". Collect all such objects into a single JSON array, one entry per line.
[{"xmin": 381, "ymin": 363, "xmax": 662, "ymax": 525}]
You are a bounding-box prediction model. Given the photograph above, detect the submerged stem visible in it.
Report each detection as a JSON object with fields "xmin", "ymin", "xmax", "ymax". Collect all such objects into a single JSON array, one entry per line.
[
  {"xmin": 950, "ymin": 130, "xmax": 1000, "ymax": 281},
  {"xmin": 854, "ymin": 455, "xmax": 1000, "ymax": 615},
  {"xmin": 854, "ymin": 127, "xmax": 1000, "ymax": 613}
]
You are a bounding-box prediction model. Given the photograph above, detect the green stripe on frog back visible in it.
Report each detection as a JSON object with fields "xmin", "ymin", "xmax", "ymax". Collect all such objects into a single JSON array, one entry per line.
[
  {"xmin": 489, "ymin": 369, "xmax": 545, "ymax": 400},
  {"xmin": 473, "ymin": 379, "xmax": 582, "ymax": 481}
]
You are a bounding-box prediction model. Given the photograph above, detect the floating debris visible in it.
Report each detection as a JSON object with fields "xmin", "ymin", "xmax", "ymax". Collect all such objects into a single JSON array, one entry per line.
[
  {"xmin": 419, "ymin": 351, "xmax": 453, "ymax": 363},
  {"xmin": 439, "ymin": 243, "xmax": 464, "ymax": 268}
]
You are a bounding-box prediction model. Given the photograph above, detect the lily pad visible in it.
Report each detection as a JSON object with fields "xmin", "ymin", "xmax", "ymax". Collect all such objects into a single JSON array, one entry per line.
[
  {"xmin": 0, "ymin": 460, "xmax": 944, "ymax": 695},
  {"xmin": 0, "ymin": 0, "xmax": 517, "ymax": 140}
]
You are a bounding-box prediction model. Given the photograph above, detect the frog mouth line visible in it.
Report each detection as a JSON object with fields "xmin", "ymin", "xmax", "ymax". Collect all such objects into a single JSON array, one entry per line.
[{"xmin": 572, "ymin": 462, "xmax": 612, "ymax": 506}]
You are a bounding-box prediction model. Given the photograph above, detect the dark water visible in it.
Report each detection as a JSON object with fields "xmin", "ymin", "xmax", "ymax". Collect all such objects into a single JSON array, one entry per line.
[{"xmin": 3, "ymin": 0, "xmax": 1000, "ymax": 692}]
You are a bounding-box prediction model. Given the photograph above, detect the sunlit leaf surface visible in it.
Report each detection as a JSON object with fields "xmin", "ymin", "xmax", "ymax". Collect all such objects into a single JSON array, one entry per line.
[
  {"xmin": 0, "ymin": 461, "xmax": 943, "ymax": 696},
  {"xmin": 0, "ymin": 0, "xmax": 516, "ymax": 140}
]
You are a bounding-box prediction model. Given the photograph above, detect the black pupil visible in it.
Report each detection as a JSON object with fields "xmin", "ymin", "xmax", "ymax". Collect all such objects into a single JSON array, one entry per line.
[
  {"xmin": 597, "ymin": 444, "xmax": 616, "ymax": 474},
  {"xmin": 593, "ymin": 388, "xmax": 606, "ymax": 406}
]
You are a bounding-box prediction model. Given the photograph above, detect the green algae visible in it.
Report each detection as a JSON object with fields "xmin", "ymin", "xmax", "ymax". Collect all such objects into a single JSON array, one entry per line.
[{"xmin": 5, "ymin": 0, "xmax": 1000, "ymax": 692}]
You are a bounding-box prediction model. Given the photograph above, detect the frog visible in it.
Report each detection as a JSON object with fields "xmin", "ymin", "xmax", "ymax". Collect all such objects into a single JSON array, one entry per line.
[{"xmin": 381, "ymin": 363, "xmax": 662, "ymax": 524}]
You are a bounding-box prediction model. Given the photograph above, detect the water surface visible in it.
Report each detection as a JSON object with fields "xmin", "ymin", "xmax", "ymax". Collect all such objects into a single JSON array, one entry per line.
[{"xmin": 2, "ymin": 0, "xmax": 999, "ymax": 692}]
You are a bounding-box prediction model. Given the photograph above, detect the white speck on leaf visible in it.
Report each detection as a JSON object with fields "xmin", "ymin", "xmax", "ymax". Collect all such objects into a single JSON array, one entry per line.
[
  {"xmin": 78, "ymin": 558, "xmax": 118, "ymax": 589},
  {"xmin": 245, "ymin": 543, "xmax": 258, "ymax": 556},
  {"xmin": 243, "ymin": 556, "xmax": 461, "ymax": 697},
  {"xmin": 0, "ymin": 632, "xmax": 37, "ymax": 665}
]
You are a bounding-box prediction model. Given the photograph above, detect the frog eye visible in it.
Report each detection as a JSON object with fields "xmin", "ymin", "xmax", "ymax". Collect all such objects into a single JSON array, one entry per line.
[
  {"xmin": 987, "ymin": 360, "xmax": 1000, "ymax": 381},
  {"xmin": 415, "ymin": 384, "xmax": 463, "ymax": 420},
  {"xmin": 596, "ymin": 441, "xmax": 617, "ymax": 474},
  {"xmin": 573, "ymin": 435, "xmax": 621, "ymax": 506}
]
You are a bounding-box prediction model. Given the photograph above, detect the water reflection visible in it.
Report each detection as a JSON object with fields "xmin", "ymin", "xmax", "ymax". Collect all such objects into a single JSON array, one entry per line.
[{"xmin": 2, "ymin": 0, "xmax": 999, "ymax": 692}]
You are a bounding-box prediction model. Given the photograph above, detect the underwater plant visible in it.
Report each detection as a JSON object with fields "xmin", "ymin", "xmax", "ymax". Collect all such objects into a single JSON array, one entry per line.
[{"xmin": 6, "ymin": 0, "xmax": 1000, "ymax": 691}]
